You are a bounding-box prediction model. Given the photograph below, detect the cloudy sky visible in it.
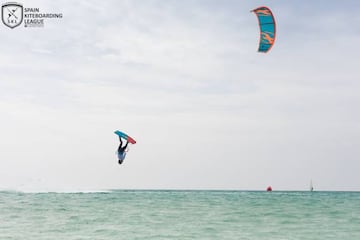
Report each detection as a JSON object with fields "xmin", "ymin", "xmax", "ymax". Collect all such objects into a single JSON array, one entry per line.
[{"xmin": 0, "ymin": 0, "xmax": 359, "ymax": 192}]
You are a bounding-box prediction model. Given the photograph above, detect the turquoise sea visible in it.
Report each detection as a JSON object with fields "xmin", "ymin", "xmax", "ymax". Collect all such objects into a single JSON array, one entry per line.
[{"xmin": 0, "ymin": 190, "xmax": 359, "ymax": 239}]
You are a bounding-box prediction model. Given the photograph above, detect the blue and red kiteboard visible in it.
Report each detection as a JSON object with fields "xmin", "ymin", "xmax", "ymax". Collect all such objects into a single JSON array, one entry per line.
[{"xmin": 114, "ymin": 130, "xmax": 136, "ymax": 144}]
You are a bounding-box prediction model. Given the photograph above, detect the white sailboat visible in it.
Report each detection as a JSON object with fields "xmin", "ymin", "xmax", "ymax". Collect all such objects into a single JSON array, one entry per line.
[{"xmin": 310, "ymin": 180, "xmax": 314, "ymax": 191}]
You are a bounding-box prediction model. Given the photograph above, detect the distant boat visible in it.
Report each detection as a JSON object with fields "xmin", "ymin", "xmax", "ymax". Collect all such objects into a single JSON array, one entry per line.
[
  {"xmin": 267, "ymin": 186, "xmax": 272, "ymax": 192},
  {"xmin": 310, "ymin": 180, "xmax": 314, "ymax": 191}
]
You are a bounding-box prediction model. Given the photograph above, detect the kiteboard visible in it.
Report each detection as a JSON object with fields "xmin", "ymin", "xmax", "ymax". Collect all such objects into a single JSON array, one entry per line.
[{"xmin": 114, "ymin": 130, "xmax": 136, "ymax": 144}]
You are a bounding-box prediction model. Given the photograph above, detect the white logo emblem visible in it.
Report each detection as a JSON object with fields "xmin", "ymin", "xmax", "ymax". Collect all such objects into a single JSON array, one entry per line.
[{"xmin": 2, "ymin": 2, "xmax": 23, "ymax": 28}]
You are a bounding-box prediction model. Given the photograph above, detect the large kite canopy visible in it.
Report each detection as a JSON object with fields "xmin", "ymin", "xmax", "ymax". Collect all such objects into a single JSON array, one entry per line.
[{"xmin": 251, "ymin": 6, "xmax": 276, "ymax": 53}]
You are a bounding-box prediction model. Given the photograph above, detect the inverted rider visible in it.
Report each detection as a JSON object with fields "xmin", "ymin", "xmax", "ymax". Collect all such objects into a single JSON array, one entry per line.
[{"xmin": 117, "ymin": 136, "xmax": 129, "ymax": 164}]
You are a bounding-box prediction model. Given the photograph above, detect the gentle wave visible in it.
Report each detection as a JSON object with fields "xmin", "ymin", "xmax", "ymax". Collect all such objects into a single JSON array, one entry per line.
[{"xmin": 1, "ymin": 190, "xmax": 359, "ymax": 239}]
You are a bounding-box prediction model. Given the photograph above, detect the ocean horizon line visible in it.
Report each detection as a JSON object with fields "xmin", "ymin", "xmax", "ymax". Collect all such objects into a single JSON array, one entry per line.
[{"xmin": 1, "ymin": 188, "xmax": 359, "ymax": 194}]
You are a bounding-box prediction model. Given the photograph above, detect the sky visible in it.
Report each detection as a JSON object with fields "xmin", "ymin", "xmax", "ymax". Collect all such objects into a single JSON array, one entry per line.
[{"xmin": 0, "ymin": 0, "xmax": 359, "ymax": 192}]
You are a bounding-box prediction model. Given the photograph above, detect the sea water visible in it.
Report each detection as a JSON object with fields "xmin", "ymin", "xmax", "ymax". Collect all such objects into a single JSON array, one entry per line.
[{"xmin": 0, "ymin": 190, "xmax": 359, "ymax": 239}]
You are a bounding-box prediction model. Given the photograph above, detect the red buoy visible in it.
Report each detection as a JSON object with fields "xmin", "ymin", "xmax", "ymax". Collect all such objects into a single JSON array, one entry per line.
[{"xmin": 266, "ymin": 186, "xmax": 272, "ymax": 192}]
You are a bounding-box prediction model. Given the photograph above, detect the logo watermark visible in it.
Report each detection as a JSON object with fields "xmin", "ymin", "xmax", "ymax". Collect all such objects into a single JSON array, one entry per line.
[
  {"xmin": 1, "ymin": 1, "xmax": 62, "ymax": 29},
  {"xmin": 2, "ymin": 2, "xmax": 23, "ymax": 28}
]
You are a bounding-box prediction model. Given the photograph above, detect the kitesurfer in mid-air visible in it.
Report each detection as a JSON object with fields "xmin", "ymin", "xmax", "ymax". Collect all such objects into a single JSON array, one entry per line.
[{"xmin": 117, "ymin": 136, "xmax": 129, "ymax": 164}]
